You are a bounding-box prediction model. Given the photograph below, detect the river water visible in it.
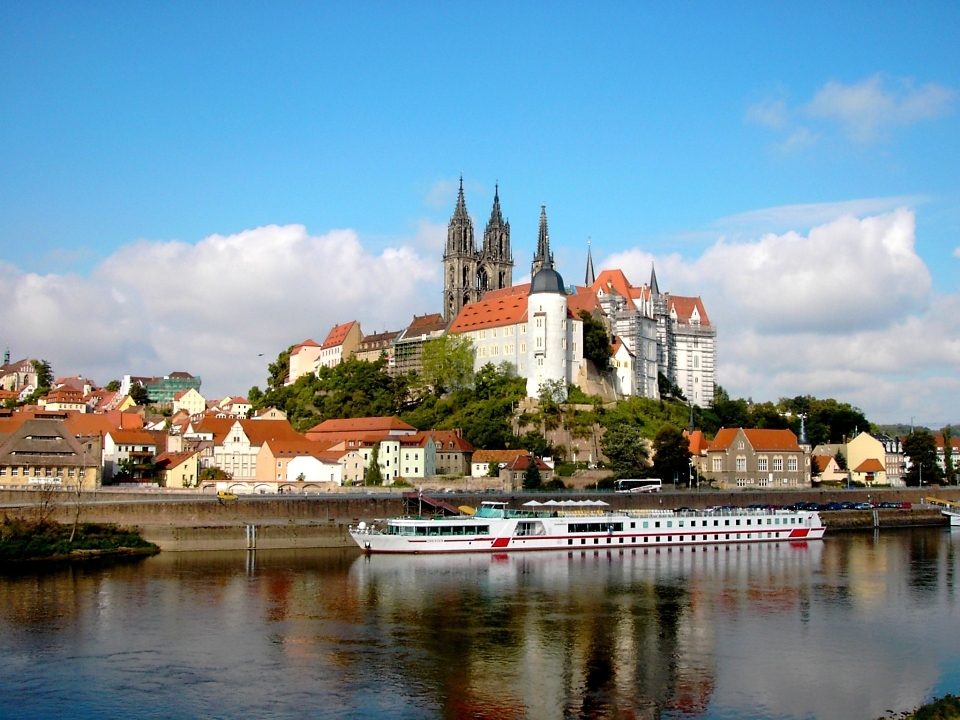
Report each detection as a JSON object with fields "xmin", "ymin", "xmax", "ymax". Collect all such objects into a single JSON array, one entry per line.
[{"xmin": 1, "ymin": 528, "xmax": 958, "ymax": 720}]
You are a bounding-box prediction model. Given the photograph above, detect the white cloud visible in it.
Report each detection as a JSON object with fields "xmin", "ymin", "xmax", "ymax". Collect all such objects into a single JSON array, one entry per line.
[
  {"xmin": 745, "ymin": 98, "xmax": 788, "ymax": 129},
  {"xmin": 747, "ymin": 74, "xmax": 955, "ymax": 149},
  {"xmin": 603, "ymin": 208, "xmax": 960, "ymax": 423},
  {"xmin": 714, "ymin": 196, "xmax": 926, "ymax": 236},
  {"xmin": 0, "ymin": 225, "xmax": 439, "ymax": 398},
  {"xmin": 807, "ymin": 75, "xmax": 955, "ymax": 142}
]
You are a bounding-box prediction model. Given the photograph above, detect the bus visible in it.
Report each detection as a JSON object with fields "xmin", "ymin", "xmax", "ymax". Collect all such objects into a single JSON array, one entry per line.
[{"xmin": 614, "ymin": 478, "xmax": 662, "ymax": 493}]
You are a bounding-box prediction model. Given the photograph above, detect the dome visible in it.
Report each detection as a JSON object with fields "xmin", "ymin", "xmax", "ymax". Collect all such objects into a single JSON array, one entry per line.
[{"xmin": 530, "ymin": 267, "xmax": 567, "ymax": 295}]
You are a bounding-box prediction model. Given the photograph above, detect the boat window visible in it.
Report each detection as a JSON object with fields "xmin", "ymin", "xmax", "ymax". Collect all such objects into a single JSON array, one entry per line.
[
  {"xmin": 416, "ymin": 526, "xmax": 427, "ymax": 536},
  {"xmin": 568, "ymin": 523, "xmax": 623, "ymax": 533}
]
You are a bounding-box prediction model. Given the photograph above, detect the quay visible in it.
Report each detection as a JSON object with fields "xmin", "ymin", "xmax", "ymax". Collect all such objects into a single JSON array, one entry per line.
[{"xmin": 2, "ymin": 487, "xmax": 958, "ymax": 552}]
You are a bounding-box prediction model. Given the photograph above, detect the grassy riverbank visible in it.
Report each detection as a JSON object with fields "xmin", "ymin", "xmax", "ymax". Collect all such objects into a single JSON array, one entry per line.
[{"xmin": 0, "ymin": 518, "xmax": 158, "ymax": 563}]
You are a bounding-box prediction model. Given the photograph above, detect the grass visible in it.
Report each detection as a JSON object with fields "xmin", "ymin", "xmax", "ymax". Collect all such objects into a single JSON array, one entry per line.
[
  {"xmin": 0, "ymin": 517, "xmax": 158, "ymax": 563},
  {"xmin": 881, "ymin": 696, "xmax": 960, "ymax": 720}
]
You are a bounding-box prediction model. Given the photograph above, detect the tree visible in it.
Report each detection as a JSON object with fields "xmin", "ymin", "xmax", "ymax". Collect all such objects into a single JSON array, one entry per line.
[
  {"xmin": 833, "ymin": 451, "xmax": 847, "ymax": 471},
  {"xmin": 903, "ymin": 430, "xmax": 943, "ymax": 487},
  {"xmin": 652, "ymin": 425, "xmax": 691, "ymax": 485},
  {"xmin": 105, "ymin": 379, "xmax": 120, "ymax": 392},
  {"xmin": 600, "ymin": 424, "xmax": 650, "ymax": 479},
  {"xmin": 365, "ymin": 444, "xmax": 384, "ymax": 486},
  {"xmin": 658, "ymin": 372, "xmax": 686, "ymax": 401},
  {"xmin": 523, "ymin": 457, "xmax": 542, "ymax": 490},
  {"xmin": 421, "ymin": 334, "xmax": 475, "ymax": 396},
  {"xmin": 578, "ymin": 310, "xmax": 612, "ymax": 371},
  {"xmin": 267, "ymin": 348, "xmax": 292, "ymax": 390},
  {"xmin": 487, "ymin": 460, "xmax": 501, "ymax": 478},
  {"xmin": 199, "ymin": 466, "xmax": 232, "ymax": 481},
  {"xmin": 31, "ymin": 359, "xmax": 53, "ymax": 390},
  {"xmin": 129, "ymin": 382, "xmax": 151, "ymax": 406}
]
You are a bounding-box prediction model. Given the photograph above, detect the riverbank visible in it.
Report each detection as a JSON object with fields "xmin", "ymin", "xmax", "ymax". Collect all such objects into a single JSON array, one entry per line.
[
  {"xmin": 882, "ymin": 694, "xmax": 960, "ymax": 719},
  {"xmin": 0, "ymin": 518, "xmax": 158, "ymax": 563}
]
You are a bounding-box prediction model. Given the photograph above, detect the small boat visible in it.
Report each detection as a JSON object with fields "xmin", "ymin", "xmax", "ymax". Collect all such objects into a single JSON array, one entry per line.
[
  {"xmin": 924, "ymin": 498, "xmax": 960, "ymax": 527},
  {"xmin": 349, "ymin": 500, "xmax": 825, "ymax": 554}
]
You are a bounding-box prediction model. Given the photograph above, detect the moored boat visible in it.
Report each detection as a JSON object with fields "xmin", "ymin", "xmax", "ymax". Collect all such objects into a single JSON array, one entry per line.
[{"xmin": 349, "ymin": 500, "xmax": 825, "ymax": 554}]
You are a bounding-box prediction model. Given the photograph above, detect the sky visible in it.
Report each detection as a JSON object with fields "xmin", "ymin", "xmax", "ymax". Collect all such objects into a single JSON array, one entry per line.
[{"xmin": 1, "ymin": 2, "xmax": 958, "ymax": 425}]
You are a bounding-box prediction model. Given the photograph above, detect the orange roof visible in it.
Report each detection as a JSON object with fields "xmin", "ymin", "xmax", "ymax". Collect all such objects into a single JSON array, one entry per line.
[
  {"xmin": 263, "ymin": 439, "xmax": 339, "ymax": 461},
  {"xmin": 566, "ymin": 288, "xmax": 601, "ymax": 317},
  {"xmin": 590, "ymin": 269, "xmax": 639, "ymax": 310},
  {"xmin": 448, "ymin": 286, "xmax": 529, "ymax": 333},
  {"xmin": 191, "ymin": 417, "xmax": 302, "ymax": 446},
  {"xmin": 813, "ymin": 456, "xmax": 833, "ymax": 473},
  {"xmin": 107, "ymin": 429, "xmax": 159, "ymax": 446},
  {"xmin": 667, "ymin": 295, "xmax": 711, "ymax": 326},
  {"xmin": 44, "ymin": 387, "xmax": 84, "ymax": 402},
  {"xmin": 473, "ymin": 449, "xmax": 527, "ymax": 463},
  {"xmin": 321, "ymin": 321, "xmax": 358, "ymax": 349},
  {"xmin": 306, "ymin": 416, "xmax": 415, "ymax": 436},
  {"xmin": 427, "ymin": 430, "xmax": 475, "ymax": 453},
  {"xmin": 291, "ymin": 339, "xmax": 320, "ymax": 353},
  {"xmin": 504, "ymin": 454, "xmax": 551, "ymax": 472},
  {"xmin": 155, "ymin": 451, "xmax": 198, "ymax": 470},
  {"xmin": 708, "ymin": 428, "xmax": 801, "ymax": 452},
  {"xmin": 853, "ymin": 458, "xmax": 885, "ymax": 473},
  {"xmin": 684, "ymin": 429, "xmax": 707, "ymax": 456}
]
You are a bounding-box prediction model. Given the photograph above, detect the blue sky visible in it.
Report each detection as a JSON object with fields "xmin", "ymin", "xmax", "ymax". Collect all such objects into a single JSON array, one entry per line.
[{"xmin": 1, "ymin": 2, "xmax": 959, "ymax": 423}]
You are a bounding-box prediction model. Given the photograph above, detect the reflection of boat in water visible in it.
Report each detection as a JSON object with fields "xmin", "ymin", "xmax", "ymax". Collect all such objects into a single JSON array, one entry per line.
[{"xmin": 349, "ymin": 500, "xmax": 825, "ymax": 554}]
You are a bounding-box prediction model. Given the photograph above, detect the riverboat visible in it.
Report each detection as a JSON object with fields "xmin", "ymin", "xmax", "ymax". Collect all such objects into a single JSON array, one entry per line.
[{"xmin": 348, "ymin": 500, "xmax": 826, "ymax": 554}]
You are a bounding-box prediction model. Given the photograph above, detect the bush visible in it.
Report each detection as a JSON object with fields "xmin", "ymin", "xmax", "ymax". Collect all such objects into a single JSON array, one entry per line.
[
  {"xmin": 542, "ymin": 479, "xmax": 567, "ymax": 491},
  {"xmin": 0, "ymin": 518, "xmax": 157, "ymax": 562}
]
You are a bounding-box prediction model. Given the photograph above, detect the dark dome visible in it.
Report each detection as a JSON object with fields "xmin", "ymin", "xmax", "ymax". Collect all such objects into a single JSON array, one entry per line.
[{"xmin": 530, "ymin": 266, "xmax": 567, "ymax": 295}]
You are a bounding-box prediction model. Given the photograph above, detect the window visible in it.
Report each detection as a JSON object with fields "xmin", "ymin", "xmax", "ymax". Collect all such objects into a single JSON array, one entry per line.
[
  {"xmin": 773, "ymin": 457, "xmax": 783, "ymax": 472},
  {"xmin": 520, "ymin": 324, "xmax": 526, "ymax": 333},
  {"xmin": 712, "ymin": 456, "xmax": 722, "ymax": 472},
  {"xmin": 735, "ymin": 456, "xmax": 746, "ymax": 472},
  {"xmin": 520, "ymin": 343, "xmax": 526, "ymax": 353},
  {"xmin": 479, "ymin": 330, "xmax": 486, "ymax": 339},
  {"xmin": 736, "ymin": 478, "xmax": 747, "ymax": 487},
  {"xmin": 758, "ymin": 457, "xmax": 768, "ymax": 472},
  {"xmin": 788, "ymin": 457, "xmax": 798, "ymax": 472}
]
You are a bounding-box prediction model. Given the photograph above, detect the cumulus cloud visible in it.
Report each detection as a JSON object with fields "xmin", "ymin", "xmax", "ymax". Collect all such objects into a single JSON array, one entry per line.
[
  {"xmin": 744, "ymin": 98, "xmax": 788, "ymax": 129},
  {"xmin": 0, "ymin": 225, "xmax": 439, "ymax": 398},
  {"xmin": 603, "ymin": 208, "xmax": 960, "ymax": 423}
]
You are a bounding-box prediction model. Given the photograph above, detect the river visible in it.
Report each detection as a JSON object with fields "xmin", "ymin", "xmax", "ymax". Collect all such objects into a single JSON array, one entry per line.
[{"xmin": 1, "ymin": 528, "xmax": 958, "ymax": 719}]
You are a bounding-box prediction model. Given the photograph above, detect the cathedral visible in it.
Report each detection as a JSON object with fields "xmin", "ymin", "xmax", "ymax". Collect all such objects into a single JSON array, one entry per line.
[{"xmin": 442, "ymin": 178, "xmax": 513, "ymax": 322}]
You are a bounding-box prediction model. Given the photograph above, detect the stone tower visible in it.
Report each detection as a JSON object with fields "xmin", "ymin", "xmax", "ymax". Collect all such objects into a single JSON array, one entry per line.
[
  {"xmin": 478, "ymin": 183, "xmax": 512, "ymax": 295},
  {"xmin": 443, "ymin": 178, "xmax": 514, "ymax": 322},
  {"xmin": 531, "ymin": 205, "xmax": 554, "ymax": 277}
]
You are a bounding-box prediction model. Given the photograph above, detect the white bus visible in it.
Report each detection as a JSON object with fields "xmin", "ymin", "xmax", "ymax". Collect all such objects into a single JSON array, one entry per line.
[{"xmin": 614, "ymin": 478, "xmax": 662, "ymax": 493}]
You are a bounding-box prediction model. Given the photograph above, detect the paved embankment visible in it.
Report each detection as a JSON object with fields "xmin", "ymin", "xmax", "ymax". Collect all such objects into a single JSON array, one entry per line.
[{"xmin": 1, "ymin": 487, "xmax": 957, "ymax": 551}]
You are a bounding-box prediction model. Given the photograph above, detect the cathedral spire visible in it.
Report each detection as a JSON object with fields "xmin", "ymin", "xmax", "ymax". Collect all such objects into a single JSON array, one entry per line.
[
  {"xmin": 585, "ymin": 239, "xmax": 595, "ymax": 286},
  {"xmin": 650, "ymin": 262, "xmax": 660, "ymax": 299},
  {"xmin": 532, "ymin": 204, "xmax": 554, "ymax": 276},
  {"xmin": 452, "ymin": 174, "xmax": 468, "ymax": 221},
  {"xmin": 486, "ymin": 182, "xmax": 504, "ymax": 231}
]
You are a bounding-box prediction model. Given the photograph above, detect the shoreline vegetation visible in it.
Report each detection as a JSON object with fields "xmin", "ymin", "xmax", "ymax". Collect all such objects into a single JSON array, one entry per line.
[{"xmin": 0, "ymin": 518, "xmax": 158, "ymax": 564}]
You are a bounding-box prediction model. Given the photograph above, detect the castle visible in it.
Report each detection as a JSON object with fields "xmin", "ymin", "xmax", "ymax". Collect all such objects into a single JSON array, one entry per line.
[
  {"xmin": 298, "ymin": 179, "xmax": 716, "ymax": 406},
  {"xmin": 442, "ymin": 182, "xmax": 715, "ymax": 406}
]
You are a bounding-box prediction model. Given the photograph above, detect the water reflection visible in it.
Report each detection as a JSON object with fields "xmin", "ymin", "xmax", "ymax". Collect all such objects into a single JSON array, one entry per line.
[{"xmin": 0, "ymin": 531, "xmax": 957, "ymax": 720}]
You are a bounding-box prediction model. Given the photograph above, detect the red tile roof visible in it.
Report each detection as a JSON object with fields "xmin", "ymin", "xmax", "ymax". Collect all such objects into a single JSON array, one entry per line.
[
  {"xmin": 708, "ymin": 428, "xmax": 801, "ymax": 452},
  {"xmin": 291, "ymin": 339, "xmax": 320, "ymax": 353},
  {"xmin": 448, "ymin": 286, "xmax": 529, "ymax": 333},
  {"xmin": 263, "ymin": 439, "xmax": 340, "ymax": 462},
  {"xmin": 155, "ymin": 451, "xmax": 198, "ymax": 471},
  {"xmin": 306, "ymin": 416, "xmax": 416, "ymax": 436},
  {"xmin": 667, "ymin": 295, "xmax": 711, "ymax": 326},
  {"xmin": 590, "ymin": 269, "xmax": 639, "ymax": 310},
  {"xmin": 321, "ymin": 321, "xmax": 358, "ymax": 350},
  {"xmin": 107, "ymin": 429, "xmax": 159, "ymax": 446},
  {"xmin": 504, "ymin": 454, "xmax": 551, "ymax": 472},
  {"xmin": 853, "ymin": 458, "xmax": 885, "ymax": 473},
  {"xmin": 473, "ymin": 449, "xmax": 527, "ymax": 463},
  {"xmin": 684, "ymin": 429, "xmax": 707, "ymax": 456},
  {"xmin": 427, "ymin": 430, "xmax": 475, "ymax": 453}
]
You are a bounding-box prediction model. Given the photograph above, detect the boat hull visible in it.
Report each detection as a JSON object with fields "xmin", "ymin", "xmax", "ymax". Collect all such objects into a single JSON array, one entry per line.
[{"xmin": 350, "ymin": 510, "xmax": 825, "ymax": 554}]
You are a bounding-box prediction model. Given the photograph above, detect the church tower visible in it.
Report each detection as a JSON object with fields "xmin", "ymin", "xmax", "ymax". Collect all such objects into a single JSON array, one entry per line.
[
  {"xmin": 443, "ymin": 177, "xmax": 478, "ymax": 322},
  {"xmin": 531, "ymin": 205, "xmax": 554, "ymax": 277},
  {"xmin": 478, "ymin": 183, "xmax": 513, "ymax": 294}
]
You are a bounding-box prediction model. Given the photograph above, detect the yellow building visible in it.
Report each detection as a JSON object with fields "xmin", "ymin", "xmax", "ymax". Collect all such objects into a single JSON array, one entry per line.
[
  {"xmin": 172, "ymin": 388, "xmax": 206, "ymax": 416},
  {"xmin": 847, "ymin": 432, "xmax": 888, "ymax": 486}
]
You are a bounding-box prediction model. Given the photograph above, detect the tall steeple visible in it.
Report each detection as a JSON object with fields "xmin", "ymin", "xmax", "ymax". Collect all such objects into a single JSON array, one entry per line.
[
  {"xmin": 443, "ymin": 174, "xmax": 478, "ymax": 322},
  {"xmin": 531, "ymin": 204, "xmax": 554, "ymax": 276},
  {"xmin": 481, "ymin": 182, "xmax": 513, "ymax": 291},
  {"xmin": 650, "ymin": 261, "xmax": 660, "ymax": 300},
  {"xmin": 585, "ymin": 239, "xmax": 596, "ymax": 286}
]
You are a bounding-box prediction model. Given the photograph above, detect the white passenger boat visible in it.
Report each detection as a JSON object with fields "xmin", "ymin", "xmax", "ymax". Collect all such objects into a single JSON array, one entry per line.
[
  {"xmin": 349, "ymin": 500, "xmax": 826, "ymax": 554},
  {"xmin": 943, "ymin": 509, "xmax": 960, "ymax": 527}
]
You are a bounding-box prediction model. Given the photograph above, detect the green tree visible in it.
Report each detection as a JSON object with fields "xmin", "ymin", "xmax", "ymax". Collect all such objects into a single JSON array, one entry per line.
[
  {"xmin": 658, "ymin": 372, "xmax": 686, "ymax": 401},
  {"xmin": 652, "ymin": 425, "xmax": 691, "ymax": 485},
  {"xmin": 712, "ymin": 385, "xmax": 750, "ymax": 428},
  {"xmin": 833, "ymin": 451, "xmax": 847, "ymax": 471},
  {"xmin": 523, "ymin": 457, "xmax": 542, "ymax": 489},
  {"xmin": 487, "ymin": 459, "xmax": 501, "ymax": 478},
  {"xmin": 903, "ymin": 430, "xmax": 943, "ymax": 487},
  {"xmin": 365, "ymin": 444, "xmax": 384, "ymax": 486},
  {"xmin": 129, "ymin": 382, "xmax": 151, "ymax": 406},
  {"xmin": 600, "ymin": 423, "xmax": 650, "ymax": 479},
  {"xmin": 105, "ymin": 379, "xmax": 120, "ymax": 392},
  {"xmin": 421, "ymin": 334, "xmax": 475, "ymax": 396},
  {"xmin": 31, "ymin": 359, "xmax": 53, "ymax": 390},
  {"xmin": 199, "ymin": 466, "xmax": 232, "ymax": 481},
  {"xmin": 267, "ymin": 348, "xmax": 292, "ymax": 390},
  {"xmin": 578, "ymin": 310, "xmax": 612, "ymax": 371}
]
